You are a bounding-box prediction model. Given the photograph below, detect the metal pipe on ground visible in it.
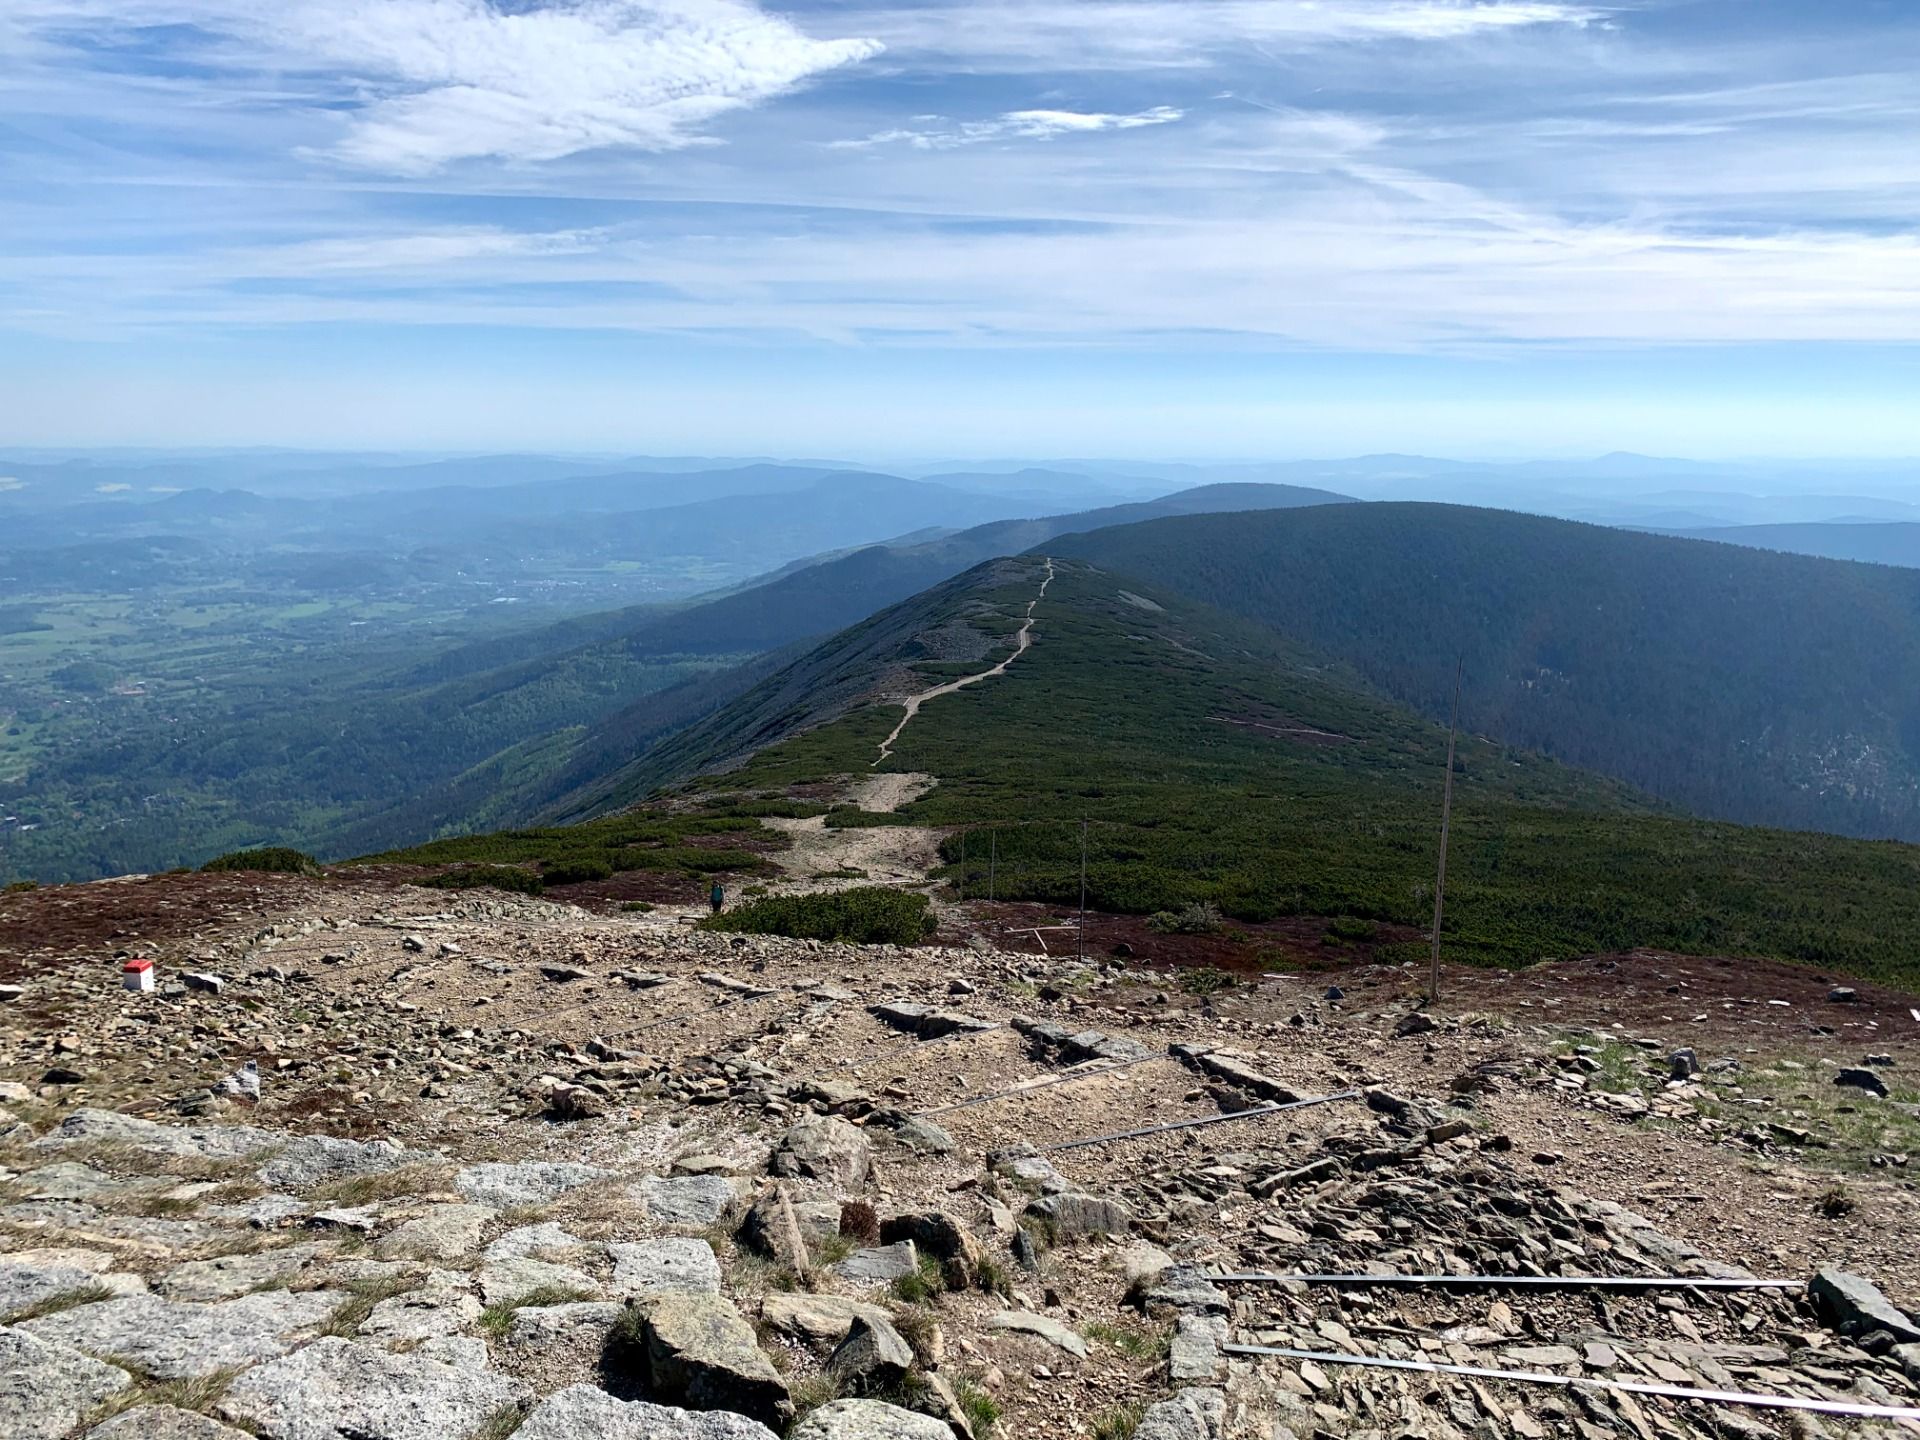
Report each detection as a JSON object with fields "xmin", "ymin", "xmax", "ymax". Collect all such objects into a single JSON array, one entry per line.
[
  {"xmin": 1221, "ymin": 1344, "xmax": 1920, "ymax": 1424},
  {"xmin": 1041, "ymin": 1089, "xmax": 1362, "ymax": 1153},
  {"xmin": 1218, "ymin": 1273, "xmax": 1801, "ymax": 1292}
]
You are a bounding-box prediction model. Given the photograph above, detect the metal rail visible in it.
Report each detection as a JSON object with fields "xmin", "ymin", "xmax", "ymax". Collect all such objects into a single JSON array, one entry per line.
[
  {"xmin": 1218, "ymin": 1273, "xmax": 1801, "ymax": 1292},
  {"xmin": 916, "ymin": 1050, "xmax": 1167, "ymax": 1118},
  {"xmin": 1042, "ymin": 1089, "xmax": 1361, "ymax": 1153},
  {"xmin": 1221, "ymin": 1344, "xmax": 1920, "ymax": 1423}
]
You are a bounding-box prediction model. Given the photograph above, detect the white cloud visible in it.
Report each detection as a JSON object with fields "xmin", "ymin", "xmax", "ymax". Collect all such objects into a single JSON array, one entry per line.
[
  {"xmin": 94, "ymin": 482, "xmax": 132, "ymax": 492},
  {"xmin": 833, "ymin": 105, "xmax": 1183, "ymax": 150},
  {"xmin": 10, "ymin": 0, "xmax": 883, "ymax": 173},
  {"xmin": 0, "ymin": 478, "xmax": 26, "ymax": 492},
  {"xmin": 825, "ymin": 0, "xmax": 1602, "ymax": 72}
]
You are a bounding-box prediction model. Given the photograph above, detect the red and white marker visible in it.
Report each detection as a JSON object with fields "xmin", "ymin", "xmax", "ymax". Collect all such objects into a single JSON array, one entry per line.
[{"xmin": 122, "ymin": 957, "xmax": 155, "ymax": 993}]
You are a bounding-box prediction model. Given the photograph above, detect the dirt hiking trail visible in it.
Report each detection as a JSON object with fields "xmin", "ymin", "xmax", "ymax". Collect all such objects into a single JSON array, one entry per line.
[{"xmin": 872, "ymin": 556, "xmax": 1054, "ymax": 767}]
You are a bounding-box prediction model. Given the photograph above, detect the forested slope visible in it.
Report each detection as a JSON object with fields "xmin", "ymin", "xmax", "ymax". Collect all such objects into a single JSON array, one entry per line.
[{"xmin": 1051, "ymin": 504, "xmax": 1920, "ymax": 839}]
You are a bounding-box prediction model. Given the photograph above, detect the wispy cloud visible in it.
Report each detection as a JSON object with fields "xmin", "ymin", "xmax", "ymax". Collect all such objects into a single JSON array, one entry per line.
[
  {"xmin": 832, "ymin": 106, "xmax": 1183, "ymax": 150},
  {"xmin": 824, "ymin": 0, "xmax": 1604, "ymax": 71},
  {"xmin": 8, "ymin": 0, "xmax": 884, "ymax": 172}
]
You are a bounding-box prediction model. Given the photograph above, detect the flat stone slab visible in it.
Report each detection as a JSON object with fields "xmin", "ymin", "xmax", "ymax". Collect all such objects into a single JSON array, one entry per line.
[
  {"xmin": 33, "ymin": 1109, "xmax": 274, "ymax": 1162},
  {"xmin": 610, "ymin": 1238, "xmax": 722, "ymax": 1297},
  {"xmin": 0, "ymin": 1200, "xmax": 237, "ymax": 1257},
  {"xmin": 454, "ymin": 1162, "xmax": 613, "ymax": 1210},
  {"xmin": 1133, "ymin": 1387, "xmax": 1226, "ymax": 1440},
  {"xmin": 358, "ymin": 1270, "xmax": 482, "ymax": 1343},
  {"xmin": 985, "ymin": 1311, "xmax": 1088, "ymax": 1357},
  {"xmin": 1811, "ymin": 1268, "xmax": 1920, "ymax": 1344},
  {"xmin": 375, "ymin": 1204, "xmax": 496, "ymax": 1261},
  {"xmin": 20, "ymin": 1290, "xmax": 345, "ymax": 1380},
  {"xmin": 478, "ymin": 1256, "xmax": 599, "ymax": 1307},
  {"xmin": 13, "ymin": 1164, "xmax": 134, "ymax": 1201},
  {"xmin": 154, "ymin": 1244, "xmax": 327, "ymax": 1302},
  {"xmin": 85, "ymin": 1405, "xmax": 256, "ymax": 1439},
  {"xmin": 517, "ymin": 1382, "xmax": 779, "ymax": 1440},
  {"xmin": 832, "ymin": 1242, "xmax": 919, "ymax": 1287},
  {"xmin": 0, "ymin": 1326, "xmax": 134, "ymax": 1440},
  {"xmin": 632, "ymin": 1175, "xmax": 740, "ymax": 1228},
  {"xmin": 258, "ymin": 1135, "xmax": 443, "ymax": 1193},
  {"xmin": 219, "ymin": 1336, "xmax": 530, "ymax": 1439},
  {"xmin": 503, "ymin": 1302, "xmax": 624, "ymax": 1351},
  {"xmin": 0, "ymin": 1252, "xmax": 144, "ymax": 1317},
  {"xmin": 790, "ymin": 1399, "xmax": 953, "ymax": 1439},
  {"xmin": 484, "ymin": 1221, "xmax": 595, "ymax": 1262}
]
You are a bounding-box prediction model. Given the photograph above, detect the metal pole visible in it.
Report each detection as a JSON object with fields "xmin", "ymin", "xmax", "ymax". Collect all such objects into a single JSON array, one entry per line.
[
  {"xmin": 1078, "ymin": 817, "xmax": 1088, "ymax": 960},
  {"xmin": 958, "ymin": 828, "xmax": 965, "ymax": 902},
  {"xmin": 1217, "ymin": 1273, "xmax": 1800, "ymax": 1292},
  {"xmin": 1429, "ymin": 657, "xmax": 1462, "ymax": 1004},
  {"xmin": 988, "ymin": 830, "xmax": 996, "ymax": 904}
]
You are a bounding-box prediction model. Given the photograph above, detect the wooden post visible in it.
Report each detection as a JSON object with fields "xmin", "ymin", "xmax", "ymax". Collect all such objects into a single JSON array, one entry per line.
[
  {"xmin": 989, "ymin": 830, "xmax": 996, "ymax": 904},
  {"xmin": 958, "ymin": 828, "xmax": 966, "ymax": 902},
  {"xmin": 1078, "ymin": 818, "xmax": 1088, "ymax": 960},
  {"xmin": 1429, "ymin": 658, "xmax": 1463, "ymax": 1004}
]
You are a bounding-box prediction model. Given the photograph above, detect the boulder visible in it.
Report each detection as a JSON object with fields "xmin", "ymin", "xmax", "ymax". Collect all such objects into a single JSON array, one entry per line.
[
  {"xmin": 1136, "ymin": 1265, "xmax": 1230, "ymax": 1316},
  {"xmin": 880, "ymin": 1211, "xmax": 983, "ymax": 1289},
  {"xmin": 516, "ymin": 1383, "xmax": 778, "ymax": 1440},
  {"xmin": 1133, "ymin": 1387, "xmax": 1226, "ymax": 1440},
  {"xmin": 0, "ymin": 1326, "xmax": 133, "ymax": 1440},
  {"xmin": 738, "ymin": 1189, "xmax": 837, "ymax": 1264},
  {"xmin": 758, "ymin": 1294, "xmax": 894, "ymax": 1348},
  {"xmin": 789, "ymin": 1399, "xmax": 953, "ymax": 1439},
  {"xmin": 455, "ymin": 1161, "xmax": 612, "ymax": 1210},
  {"xmin": 1393, "ymin": 1012, "xmax": 1438, "ymax": 1038},
  {"xmin": 986, "ymin": 1147, "xmax": 1066, "ymax": 1195},
  {"xmin": 610, "ymin": 1238, "xmax": 722, "ymax": 1297},
  {"xmin": 770, "ymin": 1117, "xmax": 871, "ymax": 1191},
  {"xmin": 32, "ymin": 1109, "xmax": 273, "ymax": 1163},
  {"xmin": 629, "ymin": 1292, "xmax": 793, "ymax": 1430},
  {"xmin": 827, "ymin": 1314, "xmax": 914, "ymax": 1394},
  {"xmin": 218, "ymin": 1336, "xmax": 529, "ymax": 1439},
  {"xmin": 1834, "ymin": 1068, "xmax": 1891, "ymax": 1098},
  {"xmin": 375, "ymin": 1204, "xmax": 495, "ymax": 1261},
  {"xmin": 19, "ymin": 1290, "xmax": 343, "ymax": 1380},
  {"xmin": 634, "ymin": 1175, "xmax": 740, "ymax": 1229},
  {"xmin": 85, "ymin": 1405, "xmax": 255, "ymax": 1439},
  {"xmin": 1809, "ymin": 1269, "xmax": 1920, "ymax": 1344},
  {"xmin": 1024, "ymin": 1191, "xmax": 1133, "ymax": 1238}
]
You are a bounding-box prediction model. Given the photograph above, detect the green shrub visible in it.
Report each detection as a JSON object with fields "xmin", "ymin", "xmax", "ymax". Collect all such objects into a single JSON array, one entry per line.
[
  {"xmin": 1181, "ymin": 965, "xmax": 1235, "ymax": 996},
  {"xmin": 700, "ymin": 887, "xmax": 936, "ymax": 945},
  {"xmin": 199, "ymin": 847, "xmax": 320, "ymax": 876},
  {"xmin": 619, "ymin": 900, "xmax": 654, "ymax": 913},
  {"xmin": 1325, "ymin": 915, "xmax": 1378, "ymax": 941},
  {"xmin": 541, "ymin": 855, "xmax": 613, "ymax": 886},
  {"xmin": 1148, "ymin": 901, "xmax": 1223, "ymax": 935},
  {"xmin": 3, "ymin": 880, "xmax": 37, "ymax": 895},
  {"xmin": 412, "ymin": 866, "xmax": 544, "ymax": 896}
]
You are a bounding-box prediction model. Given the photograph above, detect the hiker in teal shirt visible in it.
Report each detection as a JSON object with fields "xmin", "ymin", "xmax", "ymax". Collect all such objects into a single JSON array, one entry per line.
[{"xmin": 710, "ymin": 882, "xmax": 724, "ymax": 915}]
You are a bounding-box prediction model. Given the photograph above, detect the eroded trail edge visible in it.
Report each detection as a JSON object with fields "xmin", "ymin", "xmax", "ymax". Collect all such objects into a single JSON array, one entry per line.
[{"xmin": 872, "ymin": 555, "xmax": 1054, "ymax": 767}]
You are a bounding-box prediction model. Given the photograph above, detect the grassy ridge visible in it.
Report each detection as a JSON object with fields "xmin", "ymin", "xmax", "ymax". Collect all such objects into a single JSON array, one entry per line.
[{"xmin": 709, "ymin": 560, "xmax": 1920, "ymax": 985}]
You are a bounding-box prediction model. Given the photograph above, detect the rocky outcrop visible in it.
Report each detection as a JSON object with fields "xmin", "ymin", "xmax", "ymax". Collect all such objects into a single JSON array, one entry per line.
[
  {"xmin": 770, "ymin": 1117, "xmax": 871, "ymax": 1191},
  {"xmin": 20, "ymin": 1291, "xmax": 344, "ymax": 1380},
  {"xmin": 789, "ymin": 1399, "xmax": 954, "ymax": 1439}
]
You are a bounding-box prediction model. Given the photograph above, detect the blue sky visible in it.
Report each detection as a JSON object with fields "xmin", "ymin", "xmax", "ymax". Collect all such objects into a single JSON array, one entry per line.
[{"xmin": 2, "ymin": 0, "xmax": 1917, "ymax": 457}]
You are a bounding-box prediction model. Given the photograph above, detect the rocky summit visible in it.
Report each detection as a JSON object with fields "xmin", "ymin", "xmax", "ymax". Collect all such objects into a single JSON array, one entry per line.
[{"xmin": 1, "ymin": 875, "xmax": 1917, "ymax": 1439}]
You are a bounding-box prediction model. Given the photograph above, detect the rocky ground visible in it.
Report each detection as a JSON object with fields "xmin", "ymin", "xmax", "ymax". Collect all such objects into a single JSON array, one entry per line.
[{"xmin": 2, "ymin": 866, "xmax": 1919, "ymax": 1440}]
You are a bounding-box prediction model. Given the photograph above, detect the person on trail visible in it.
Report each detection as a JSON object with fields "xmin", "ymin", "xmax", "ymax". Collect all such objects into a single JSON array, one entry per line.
[{"xmin": 710, "ymin": 882, "xmax": 725, "ymax": 915}]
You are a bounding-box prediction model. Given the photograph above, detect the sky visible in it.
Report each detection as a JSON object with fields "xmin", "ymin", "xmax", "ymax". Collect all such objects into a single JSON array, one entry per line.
[{"xmin": 2, "ymin": 0, "xmax": 1918, "ymax": 458}]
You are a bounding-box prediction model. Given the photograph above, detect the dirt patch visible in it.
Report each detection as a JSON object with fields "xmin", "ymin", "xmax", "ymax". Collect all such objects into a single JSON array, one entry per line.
[{"xmin": 1211, "ymin": 711, "xmax": 1352, "ymax": 746}]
